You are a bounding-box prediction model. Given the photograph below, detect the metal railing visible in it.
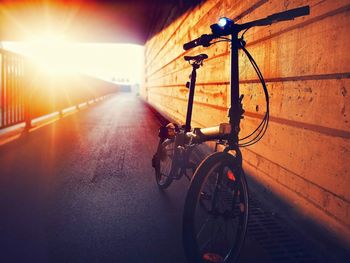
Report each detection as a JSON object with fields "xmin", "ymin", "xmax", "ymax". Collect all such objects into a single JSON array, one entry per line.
[
  {"xmin": 0, "ymin": 49, "xmax": 119, "ymax": 129},
  {"xmin": 0, "ymin": 50, "xmax": 26, "ymax": 128}
]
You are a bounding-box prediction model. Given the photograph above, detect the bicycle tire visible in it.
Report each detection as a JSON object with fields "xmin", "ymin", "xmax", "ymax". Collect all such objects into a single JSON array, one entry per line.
[
  {"xmin": 183, "ymin": 152, "xmax": 249, "ymax": 263},
  {"xmin": 154, "ymin": 139, "xmax": 176, "ymax": 189}
]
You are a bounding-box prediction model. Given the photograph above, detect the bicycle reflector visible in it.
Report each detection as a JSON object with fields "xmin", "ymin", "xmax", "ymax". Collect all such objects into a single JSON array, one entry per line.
[
  {"xmin": 227, "ymin": 169, "xmax": 236, "ymax": 181},
  {"xmin": 203, "ymin": 253, "xmax": 224, "ymax": 263},
  {"xmin": 211, "ymin": 17, "xmax": 233, "ymax": 36}
]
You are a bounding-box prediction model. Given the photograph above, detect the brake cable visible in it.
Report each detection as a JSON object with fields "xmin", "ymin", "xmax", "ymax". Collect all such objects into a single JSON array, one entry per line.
[{"xmin": 206, "ymin": 34, "xmax": 270, "ymax": 147}]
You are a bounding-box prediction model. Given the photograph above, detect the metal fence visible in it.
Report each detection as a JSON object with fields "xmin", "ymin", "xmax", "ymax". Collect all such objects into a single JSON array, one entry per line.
[
  {"xmin": 0, "ymin": 50, "xmax": 26, "ymax": 128},
  {"xmin": 0, "ymin": 49, "xmax": 119, "ymax": 129}
]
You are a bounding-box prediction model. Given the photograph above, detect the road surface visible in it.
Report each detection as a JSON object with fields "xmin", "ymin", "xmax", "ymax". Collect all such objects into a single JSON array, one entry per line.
[{"xmin": 0, "ymin": 93, "xmax": 339, "ymax": 263}]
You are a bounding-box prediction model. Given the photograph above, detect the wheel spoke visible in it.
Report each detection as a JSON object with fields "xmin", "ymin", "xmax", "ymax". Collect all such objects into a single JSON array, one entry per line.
[{"xmin": 196, "ymin": 216, "xmax": 213, "ymax": 239}]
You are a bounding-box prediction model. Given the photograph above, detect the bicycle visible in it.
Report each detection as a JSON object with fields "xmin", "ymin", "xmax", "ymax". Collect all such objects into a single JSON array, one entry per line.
[
  {"xmin": 181, "ymin": 6, "xmax": 310, "ymax": 263},
  {"xmin": 152, "ymin": 5, "xmax": 310, "ymax": 263}
]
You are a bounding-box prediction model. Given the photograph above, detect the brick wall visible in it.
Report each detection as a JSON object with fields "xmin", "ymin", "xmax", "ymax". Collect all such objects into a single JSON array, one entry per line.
[{"xmin": 141, "ymin": 0, "xmax": 350, "ymax": 243}]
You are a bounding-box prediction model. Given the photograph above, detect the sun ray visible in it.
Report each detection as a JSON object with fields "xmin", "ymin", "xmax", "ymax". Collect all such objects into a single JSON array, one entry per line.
[{"xmin": 0, "ymin": 2, "xmax": 33, "ymax": 39}]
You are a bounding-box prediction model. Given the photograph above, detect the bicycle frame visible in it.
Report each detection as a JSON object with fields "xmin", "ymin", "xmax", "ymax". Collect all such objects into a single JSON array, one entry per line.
[{"xmin": 180, "ymin": 34, "xmax": 243, "ymax": 160}]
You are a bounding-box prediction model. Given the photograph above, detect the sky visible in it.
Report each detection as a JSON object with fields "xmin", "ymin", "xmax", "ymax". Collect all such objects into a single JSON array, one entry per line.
[{"xmin": 2, "ymin": 40, "xmax": 144, "ymax": 84}]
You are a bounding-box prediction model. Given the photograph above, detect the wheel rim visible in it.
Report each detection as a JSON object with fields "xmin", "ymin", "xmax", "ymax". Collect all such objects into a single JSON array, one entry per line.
[{"xmin": 193, "ymin": 162, "xmax": 246, "ymax": 262}]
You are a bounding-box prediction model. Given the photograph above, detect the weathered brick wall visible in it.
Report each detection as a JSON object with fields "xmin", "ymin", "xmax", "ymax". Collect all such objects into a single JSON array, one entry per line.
[{"xmin": 142, "ymin": 0, "xmax": 350, "ymax": 242}]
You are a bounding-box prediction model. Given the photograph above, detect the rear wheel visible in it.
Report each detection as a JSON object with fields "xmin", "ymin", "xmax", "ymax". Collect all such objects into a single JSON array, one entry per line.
[
  {"xmin": 154, "ymin": 139, "xmax": 176, "ymax": 189},
  {"xmin": 183, "ymin": 152, "xmax": 249, "ymax": 263}
]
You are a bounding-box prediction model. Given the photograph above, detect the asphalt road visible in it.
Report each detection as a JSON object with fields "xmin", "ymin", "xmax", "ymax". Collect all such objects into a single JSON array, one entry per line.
[
  {"xmin": 0, "ymin": 93, "xmax": 192, "ymax": 263},
  {"xmin": 0, "ymin": 93, "xmax": 338, "ymax": 263}
]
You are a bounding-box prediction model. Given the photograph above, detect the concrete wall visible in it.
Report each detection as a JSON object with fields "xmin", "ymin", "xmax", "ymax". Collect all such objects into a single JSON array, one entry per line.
[{"xmin": 141, "ymin": 0, "xmax": 350, "ymax": 243}]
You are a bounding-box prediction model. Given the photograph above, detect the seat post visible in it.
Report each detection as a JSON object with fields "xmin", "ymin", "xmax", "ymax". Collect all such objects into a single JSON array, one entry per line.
[{"xmin": 185, "ymin": 63, "xmax": 199, "ymax": 133}]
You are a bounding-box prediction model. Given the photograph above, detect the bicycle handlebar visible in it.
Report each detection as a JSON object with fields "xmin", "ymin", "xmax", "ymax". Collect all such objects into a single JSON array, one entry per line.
[{"xmin": 183, "ymin": 5, "xmax": 310, "ymax": 50}]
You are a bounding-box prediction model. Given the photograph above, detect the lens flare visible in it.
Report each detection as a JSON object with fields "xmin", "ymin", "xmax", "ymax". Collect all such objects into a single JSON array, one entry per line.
[{"xmin": 2, "ymin": 41, "xmax": 144, "ymax": 83}]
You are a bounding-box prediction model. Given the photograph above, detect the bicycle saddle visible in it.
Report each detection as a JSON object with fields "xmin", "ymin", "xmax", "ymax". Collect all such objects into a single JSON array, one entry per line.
[{"xmin": 184, "ymin": 53, "xmax": 208, "ymax": 62}]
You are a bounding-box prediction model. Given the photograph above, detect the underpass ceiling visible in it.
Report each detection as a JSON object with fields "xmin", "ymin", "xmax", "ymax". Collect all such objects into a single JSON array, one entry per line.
[{"xmin": 0, "ymin": 0, "xmax": 203, "ymax": 44}]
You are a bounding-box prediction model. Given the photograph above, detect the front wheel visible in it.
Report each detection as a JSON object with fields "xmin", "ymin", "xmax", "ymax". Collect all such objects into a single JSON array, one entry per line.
[{"xmin": 183, "ymin": 152, "xmax": 249, "ymax": 263}]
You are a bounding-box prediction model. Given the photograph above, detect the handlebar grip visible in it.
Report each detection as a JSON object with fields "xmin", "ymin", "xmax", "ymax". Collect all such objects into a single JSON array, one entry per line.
[
  {"xmin": 267, "ymin": 5, "xmax": 310, "ymax": 22},
  {"xmin": 183, "ymin": 34, "xmax": 215, "ymax": 50},
  {"xmin": 183, "ymin": 38, "xmax": 200, "ymax": 50}
]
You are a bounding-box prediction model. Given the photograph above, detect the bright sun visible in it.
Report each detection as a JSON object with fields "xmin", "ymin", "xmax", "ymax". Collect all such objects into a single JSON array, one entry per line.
[
  {"xmin": 2, "ymin": 36, "xmax": 144, "ymax": 84},
  {"xmin": 15, "ymin": 34, "xmax": 72, "ymax": 74}
]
